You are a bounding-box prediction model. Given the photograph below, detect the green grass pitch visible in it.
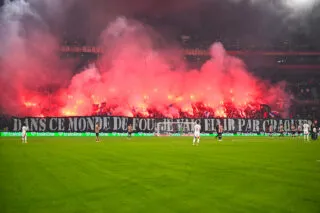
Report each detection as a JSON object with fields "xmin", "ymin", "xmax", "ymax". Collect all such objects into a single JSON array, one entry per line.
[{"xmin": 1, "ymin": 136, "xmax": 320, "ymax": 213}]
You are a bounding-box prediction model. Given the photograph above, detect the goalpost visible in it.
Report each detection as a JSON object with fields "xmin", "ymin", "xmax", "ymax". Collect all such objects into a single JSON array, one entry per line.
[{"xmin": 155, "ymin": 122, "xmax": 196, "ymax": 136}]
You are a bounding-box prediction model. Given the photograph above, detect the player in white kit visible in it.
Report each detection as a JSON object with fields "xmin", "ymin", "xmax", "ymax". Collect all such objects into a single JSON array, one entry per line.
[
  {"xmin": 22, "ymin": 125, "xmax": 28, "ymax": 143},
  {"xmin": 303, "ymin": 122, "xmax": 310, "ymax": 142},
  {"xmin": 193, "ymin": 121, "xmax": 201, "ymax": 146}
]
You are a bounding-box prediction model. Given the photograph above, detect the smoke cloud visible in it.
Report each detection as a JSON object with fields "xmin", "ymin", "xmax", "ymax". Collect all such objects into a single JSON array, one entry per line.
[
  {"xmin": 228, "ymin": 0, "xmax": 319, "ymax": 11},
  {"xmin": 52, "ymin": 17, "xmax": 289, "ymax": 118},
  {"xmin": 0, "ymin": 0, "xmax": 72, "ymax": 115},
  {"xmin": 0, "ymin": 0, "xmax": 293, "ymax": 118},
  {"xmin": 227, "ymin": 0, "xmax": 320, "ymax": 25}
]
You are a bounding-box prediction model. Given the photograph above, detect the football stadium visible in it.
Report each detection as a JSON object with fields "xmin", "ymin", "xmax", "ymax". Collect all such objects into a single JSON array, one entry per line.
[{"xmin": 0, "ymin": 0, "xmax": 320, "ymax": 213}]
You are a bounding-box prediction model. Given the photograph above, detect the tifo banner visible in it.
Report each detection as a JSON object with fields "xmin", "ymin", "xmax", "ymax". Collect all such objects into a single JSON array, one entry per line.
[{"xmin": 1, "ymin": 116, "xmax": 312, "ymax": 133}]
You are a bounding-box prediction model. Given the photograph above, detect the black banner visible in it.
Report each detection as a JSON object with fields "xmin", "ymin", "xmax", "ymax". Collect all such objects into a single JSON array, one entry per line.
[{"xmin": 2, "ymin": 116, "xmax": 312, "ymax": 133}]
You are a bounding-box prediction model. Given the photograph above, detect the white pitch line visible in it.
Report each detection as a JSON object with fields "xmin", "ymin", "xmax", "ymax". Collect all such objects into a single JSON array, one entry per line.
[{"xmin": 317, "ymin": 160, "xmax": 320, "ymax": 162}]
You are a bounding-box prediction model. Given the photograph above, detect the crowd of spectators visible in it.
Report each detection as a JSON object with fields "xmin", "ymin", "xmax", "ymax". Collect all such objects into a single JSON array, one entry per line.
[
  {"xmin": 90, "ymin": 102, "xmax": 262, "ymax": 119},
  {"xmin": 85, "ymin": 78, "xmax": 319, "ymax": 119},
  {"xmin": 1, "ymin": 37, "xmax": 319, "ymax": 120},
  {"xmin": 286, "ymin": 79, "xmax": 320, "ymax": 120},
  {"xmin": 45, "ymin": 37, "xmax": 320, "ymax": 121},
  {"xmin": 180, "ymin": 35, "xmax": 320, "ymax": 51},
  {"xmin": 61, "ymin": 35, "xmax": 320, "ymax": 52},
  {"xmin": 288, "ymin": 80, "xmax": 320, "ymax": 101}
]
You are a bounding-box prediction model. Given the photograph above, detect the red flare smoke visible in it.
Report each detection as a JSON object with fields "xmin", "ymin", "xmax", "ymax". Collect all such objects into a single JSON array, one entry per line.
[{"xmin": 0, "ymin": 16, "xmax": 288, "ymax": 118}]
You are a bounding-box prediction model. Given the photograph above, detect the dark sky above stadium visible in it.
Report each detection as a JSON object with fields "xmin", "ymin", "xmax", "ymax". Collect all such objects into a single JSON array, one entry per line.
[{"xmin": 2, "ymin": 0, "xmax": 320, "ymax": 45}]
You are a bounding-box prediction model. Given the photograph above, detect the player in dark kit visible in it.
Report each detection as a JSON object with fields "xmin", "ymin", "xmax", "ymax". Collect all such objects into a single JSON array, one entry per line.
[
  {"xmin": 279, "ymin": 124, "xmax": 284, "ymax": 137},
  {"xmin": 291, "ymin": 124, "xmax": 296, "ymax": 137},
  {"xmin": 95, "ymin": 123, "xmax": 100, "ymax": 142},
  {"xmin": 217, "ymin": 124, "xmax": 223, "ymax": 141},
  {"xmin": 297, "ymin": 125, "xmax": 302, "ymax": 137},
  {"xmin": 127, "ymin": 124, "xmax": 133, "ymax": 139},
  {"xmin": 311, "ymin": 120, "xmax": 318, "ymax": 141},
  {"xmin": 215, "ymin": 124, "xmax": 219, "ymax": 139}
]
